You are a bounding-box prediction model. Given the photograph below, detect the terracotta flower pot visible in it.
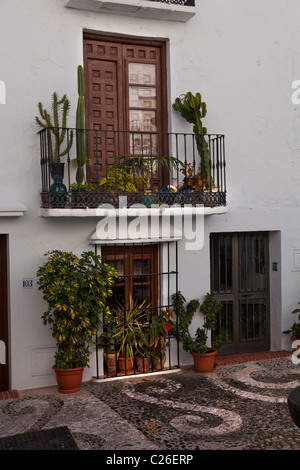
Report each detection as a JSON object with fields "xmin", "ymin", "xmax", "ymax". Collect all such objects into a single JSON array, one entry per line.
[
  {"xmin": 153, "ymin": 354, "xmax": 166, "ymax": 371},
  {"xmin": 192, "ymin": 349, "xmax": 217, "ymax": 373},
  {"xmin": 136, "ymin": 356, "xmax": 151, "ymax": 372},
  {"xmin": 118, "ymin": 356, "xmax": 134, "ymax": 373},
  {"xmin": 52, "ymin": 365, "xmax": 85, "ymax": 394},
  {"xmin": 104, "ymin": 352, "xmax": 119, "ymax": 376}
]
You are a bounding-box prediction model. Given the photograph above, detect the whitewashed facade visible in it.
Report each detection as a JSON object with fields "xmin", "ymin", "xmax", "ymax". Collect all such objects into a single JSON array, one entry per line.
[{"xmin": 0, "ymin": 0, "xmax": 300, "ymax": 391}]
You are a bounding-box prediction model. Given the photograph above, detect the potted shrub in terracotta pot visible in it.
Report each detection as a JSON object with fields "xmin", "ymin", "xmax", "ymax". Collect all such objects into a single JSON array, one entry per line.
[
  {"xmin": 37, "ymin": 250, "xmax": 116, "ymax": 393},
  {"xmin": 283, "ymin": 303, "xmax": 300, "ymax": 349},
  {"xmin": 172, "ymin": 291, "xmax": 228, "ymax": 373},
  {"xmin": 114, "ymin": 296, "xmax": 151, "ymax": 374}
]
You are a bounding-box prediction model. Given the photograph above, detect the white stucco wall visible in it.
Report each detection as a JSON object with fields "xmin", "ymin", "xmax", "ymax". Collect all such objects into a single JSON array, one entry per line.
[{"xmin": 1, "ymin": 0, "xmax": 300, "ymax": 389}]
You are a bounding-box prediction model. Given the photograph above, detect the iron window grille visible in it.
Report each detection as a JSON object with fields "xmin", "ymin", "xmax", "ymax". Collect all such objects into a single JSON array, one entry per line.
[{"xmin": 94, "ymin": 241, "xmax": 179, "ymax": 378}]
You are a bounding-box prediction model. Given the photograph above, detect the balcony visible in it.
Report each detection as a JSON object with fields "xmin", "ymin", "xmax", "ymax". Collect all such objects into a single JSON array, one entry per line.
[
  {"xmin": 65, "ymin": 0, "xmax": 196, "ymax": 22},
  {"xmin": 39, "ymin": 128, "xmax": 226, "ymax": 211}
]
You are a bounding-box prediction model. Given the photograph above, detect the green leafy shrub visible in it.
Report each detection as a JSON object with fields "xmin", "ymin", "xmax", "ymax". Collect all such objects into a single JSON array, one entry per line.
[
  {"xmin": 37, "ymin": 250, "xmax": 117, "ymax": 369},
  {"xmin": 172, "ymin": 291, "xmax": 228, "ymax": 356}
]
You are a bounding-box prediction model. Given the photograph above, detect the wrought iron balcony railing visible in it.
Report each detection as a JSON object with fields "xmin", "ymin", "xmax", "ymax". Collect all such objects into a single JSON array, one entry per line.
[{"xmin": 39, "ymin": 128, "xmax": 226, "ymax": 209}]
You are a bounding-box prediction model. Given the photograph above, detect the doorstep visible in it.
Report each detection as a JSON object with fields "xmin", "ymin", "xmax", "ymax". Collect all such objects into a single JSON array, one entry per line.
[
  {"xmin": 0, "ymin": 390, "xmax": 19, "ymax": 401},
  {"xmin": 215, "ymin": 350, "xmax": 291, "ymax": 367}
]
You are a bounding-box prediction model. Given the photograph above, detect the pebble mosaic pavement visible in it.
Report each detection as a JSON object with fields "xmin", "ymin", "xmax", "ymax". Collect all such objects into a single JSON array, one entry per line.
[{"xmin": 1, "ymin": 355, "xmax": 300, "ymax": 450}]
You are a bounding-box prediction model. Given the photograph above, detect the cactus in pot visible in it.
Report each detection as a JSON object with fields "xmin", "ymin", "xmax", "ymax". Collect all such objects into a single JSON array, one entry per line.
[
  {"xmin": 172, "ymin": 92, "xmax": 211, "ymax": 180},
  {"xmin": 75, "ymin": 65, "xmax": 86, "ymax": 186},
  {"xmin": 35, "ymin": 92, "xmax": 74, "ymax": 170}
]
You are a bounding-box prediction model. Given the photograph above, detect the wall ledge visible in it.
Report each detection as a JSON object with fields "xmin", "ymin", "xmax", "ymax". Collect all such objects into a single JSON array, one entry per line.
[{"xmin": 65, "ymin": 0, "xmax": 196, "ymax": 22}]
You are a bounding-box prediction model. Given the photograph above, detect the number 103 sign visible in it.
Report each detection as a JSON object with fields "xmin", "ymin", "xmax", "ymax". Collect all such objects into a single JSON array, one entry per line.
[{"xmin": 23, "ymin": 278, "xmax": 33, "ymax": 289}]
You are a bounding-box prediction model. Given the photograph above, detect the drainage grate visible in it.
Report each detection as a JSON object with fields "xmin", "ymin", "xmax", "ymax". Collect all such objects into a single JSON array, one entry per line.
[{"xmin": 0, "ymin": 426, "xmax": 79, "ymax": 450}]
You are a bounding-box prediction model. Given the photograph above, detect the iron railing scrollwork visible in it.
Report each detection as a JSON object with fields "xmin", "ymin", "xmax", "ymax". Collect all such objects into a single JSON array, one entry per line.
[{"xmin": 39, "ymin": 128, "xmax": 226, "ymax": 209}]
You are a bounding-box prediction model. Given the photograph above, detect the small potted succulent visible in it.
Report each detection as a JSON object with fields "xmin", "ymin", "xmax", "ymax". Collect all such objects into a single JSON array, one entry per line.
[{"xmin": 37, "ymin": 250, "xmax": 116, "ymax": 392}]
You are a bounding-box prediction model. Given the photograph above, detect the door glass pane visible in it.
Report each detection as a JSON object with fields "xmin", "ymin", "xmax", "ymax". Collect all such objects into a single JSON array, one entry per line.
[
  {"xmin": 129, "ymin": 110, "xmax": 157, "ymax": 132},
  {"xmin": 129, "ymin": 87, "xmax": 156, "ymax": 108},
  {"xmin": 130, "ymin": 132, "xmax": 158, "ymax": 155},
  {"xmin": 211, "ymin": 235, "xmax": 232, "ymax": 293},
  {"xmin": 239, "ymin": 234, "xmax": 266, "ymax": 292},
  {"xmin": 128, "ymin": 63, "xmax": 156, "ymax": 85}
]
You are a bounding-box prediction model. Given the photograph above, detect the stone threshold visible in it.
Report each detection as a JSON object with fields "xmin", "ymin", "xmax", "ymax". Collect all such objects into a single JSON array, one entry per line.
[
  {"xmin": 0, "ymin": 390, "xmax": 19, "ymax": 401},
  {"xmin": 215, "ymin": 350, "xmax": 291, "ymax": 367}
]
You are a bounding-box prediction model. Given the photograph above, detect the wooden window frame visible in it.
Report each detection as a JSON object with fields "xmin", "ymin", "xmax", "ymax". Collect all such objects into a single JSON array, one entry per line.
[
  {"xmin": 101, "ymin": 244, "xmax": 159, "ymax": 310},
  {"xmin": 83, "ymin": 33, "xmax": 168, "ymax": 183}
]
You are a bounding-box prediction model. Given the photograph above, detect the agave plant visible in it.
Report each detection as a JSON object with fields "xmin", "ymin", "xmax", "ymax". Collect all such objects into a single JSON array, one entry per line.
[{"xmin": 113, "ymin": 296, "xmax": 152, "ymax": 359}]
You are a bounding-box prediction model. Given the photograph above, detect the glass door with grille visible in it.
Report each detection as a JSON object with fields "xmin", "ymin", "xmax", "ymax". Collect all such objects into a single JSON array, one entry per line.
[{"xmin": 210, "ymin": 232, "xmax": 270, "ymax": 354}]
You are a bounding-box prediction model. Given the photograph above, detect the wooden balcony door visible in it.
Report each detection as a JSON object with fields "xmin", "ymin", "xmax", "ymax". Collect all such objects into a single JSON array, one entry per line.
[
  {"xmin": 83, "ymin": 33, "xmax": 168, "ymax": 183},
  {"xmin": 210, "ymin": 232, "xmax": 270, "ymax": 354},
  {"xmin": 0, "ymin": 235, "xmax": 9, "ymax": 391}
]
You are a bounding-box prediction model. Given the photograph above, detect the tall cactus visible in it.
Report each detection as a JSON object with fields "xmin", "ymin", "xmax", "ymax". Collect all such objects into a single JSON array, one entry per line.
[
  {"xmin": 172, "ymin": 92, "xmax": 210, "ymax": 177},
  {"xmin": 76, "ymin": 65, "xmax": 86, "ymax": 186},
  {"xmin": 35, "ymin": 92, "xmax": 73, "ymax": 164}
]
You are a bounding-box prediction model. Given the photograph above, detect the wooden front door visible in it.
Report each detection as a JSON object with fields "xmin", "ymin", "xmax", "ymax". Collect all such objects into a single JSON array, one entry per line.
[
  {"xmin": 210, "ymin": 232, "xmax": 270, "ymax": 354},
  {"xmin": 83, "ymin": 33, "xmax": 168, "ymax": 182},
  {"xmin": 0, "ymin": 235, "xmax": 9, "ymax": 391}
]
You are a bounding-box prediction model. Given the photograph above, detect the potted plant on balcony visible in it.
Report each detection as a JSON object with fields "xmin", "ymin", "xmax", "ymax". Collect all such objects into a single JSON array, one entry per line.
[
  {"xmin": 70, "ymin": 181, "xmax": 97, "ymax": 208},
  {"xmin": 117, "ymin": 154, "xmax": 181, "ymax": 206},
  {"xmin": 37, "ymin": 250, "xmax": 116, "ymax": 393},
  {"xmin": 99, "ymin": 165, "xmax": 146, "ymax": 194},
  {"xmin": 172, "ymin": 291, "xmax": 227, "ymax": 373},
  {"xmin": 172, "ymin": 92, "xmax": 216, "ymax": 194},
  {"xmin": 35, "ymin": 92, "xmax": 74, "ymax": 185},
  {"xmin": 114, "ymin": 296, "xmax": 151, "ymax": 374}
]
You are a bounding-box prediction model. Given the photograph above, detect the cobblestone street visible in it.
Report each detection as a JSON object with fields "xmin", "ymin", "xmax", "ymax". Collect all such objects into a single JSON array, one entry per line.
[{"xmin": 0, "ymin": 356, "xmax": 300, "ymax": 451}]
